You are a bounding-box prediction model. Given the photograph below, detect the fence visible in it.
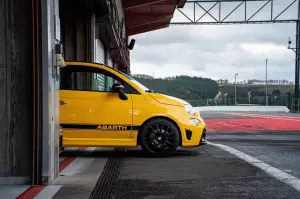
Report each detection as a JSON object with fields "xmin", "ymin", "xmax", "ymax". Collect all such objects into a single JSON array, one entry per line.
[
  {"xmin": 186, "ymin": 97, "xmax": 300, "ymax": 112},
  {"xmin": 292, "ymin": 98, "xmax": 300, "ymax": 112}
]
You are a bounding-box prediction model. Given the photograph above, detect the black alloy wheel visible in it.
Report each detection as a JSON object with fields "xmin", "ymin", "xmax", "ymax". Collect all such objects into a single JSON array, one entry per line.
[{"xmin": 140, "ymin": 118, "xmax": 180, "ymax": 157}]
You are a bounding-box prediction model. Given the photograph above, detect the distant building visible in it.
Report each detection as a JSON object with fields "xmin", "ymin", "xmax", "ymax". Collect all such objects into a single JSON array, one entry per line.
[{"xmin": 132, "ymin": 74, "xmax": 154, "ymax": 79}]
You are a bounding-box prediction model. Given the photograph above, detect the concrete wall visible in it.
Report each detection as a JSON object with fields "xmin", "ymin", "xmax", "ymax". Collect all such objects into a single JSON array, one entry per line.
[
  {"xmin": 0, "ymin": 0, "xmax": 124, "ymax": 186},
  {"xmin": 0, "ymin": 0, "xmax": 33, "ymax": 184},
  {"xmin": 115, "ymin": 0, "xmax": 126, "ymax": 39},
  {"xmin": 60, "ymin": 0, "xmax": 91, "ymax": 62}
]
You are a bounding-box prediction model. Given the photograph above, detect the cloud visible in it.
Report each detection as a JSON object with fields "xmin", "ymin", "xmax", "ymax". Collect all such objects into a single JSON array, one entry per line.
[{"xmin": 130, "ymin": 0, "xmax": 298, "ymax": 82}]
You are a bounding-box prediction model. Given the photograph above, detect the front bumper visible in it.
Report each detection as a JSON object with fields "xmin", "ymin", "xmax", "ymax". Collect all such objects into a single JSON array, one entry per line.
[
  {"xmin": 180, "ymin": 117, "xmax": 207, "ymax": 147},
  {"xmin": 198, "ymin": 128, "xmax": 207, "ymax": 146}
]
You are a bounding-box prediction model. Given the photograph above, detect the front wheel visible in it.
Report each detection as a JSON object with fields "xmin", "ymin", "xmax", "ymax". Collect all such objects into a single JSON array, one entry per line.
[{"xmin": 139, "ymin": 118, "xmax": 180, "ymax": 157}]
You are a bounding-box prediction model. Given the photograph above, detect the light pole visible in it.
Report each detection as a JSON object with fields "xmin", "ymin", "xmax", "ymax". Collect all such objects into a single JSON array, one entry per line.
[
  {"xmin": 266, "ymin": 58, "xmax": 268, "ymax": 106},
  {"xmin": 248, "ymin": 91, "xmax": 252, "ymax": 104},
  {"xmin": 234, "ymin": 73, "xmax": 238, "ymax": 105},
  {"xmin": 287, "ymin": 36, "xmax": 299, "ymax": 100}
]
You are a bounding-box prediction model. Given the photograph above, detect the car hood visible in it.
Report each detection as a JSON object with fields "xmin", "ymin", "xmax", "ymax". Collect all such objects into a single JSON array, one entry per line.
[{"xmin": 149, "ymin": 93, "xmax": 189, "ymax": 107}]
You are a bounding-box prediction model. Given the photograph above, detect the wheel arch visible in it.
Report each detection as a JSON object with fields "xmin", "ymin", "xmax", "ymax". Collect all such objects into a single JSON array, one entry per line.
[{"xmin": 137, "ymin": 116, "xmax": 182, "ymax": 146}]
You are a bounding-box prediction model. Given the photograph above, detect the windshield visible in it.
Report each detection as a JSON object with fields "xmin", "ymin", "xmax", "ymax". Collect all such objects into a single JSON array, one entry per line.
[{"xmin": 119, "ymin": 71, "xmax": 151, "ymax": 92}]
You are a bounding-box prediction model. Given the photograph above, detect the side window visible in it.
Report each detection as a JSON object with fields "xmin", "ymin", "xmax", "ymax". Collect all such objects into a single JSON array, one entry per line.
[
  {"xmin": 60, "ymin": 69, "xmax": 92, "ymax": 91},
  {"xmin": 93, "ymin": 73, "xmax": 106, "ymax": 91},
  {"xmin": 60, "ymin": 65, "xmax": 139, "ymax": 94},
  {"xmin": 92, "ymin": 72, "xmax": 121, "ymax": 92}
]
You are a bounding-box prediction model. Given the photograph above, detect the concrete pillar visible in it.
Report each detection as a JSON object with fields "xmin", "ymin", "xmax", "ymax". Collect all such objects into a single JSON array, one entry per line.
[
  {"xmin": 0, "ymin": 0, "xmax": 34, "ymax": 184},
  {"xmin": 40, "ymin": 0, "xmax": 61, "ymax": 184}
]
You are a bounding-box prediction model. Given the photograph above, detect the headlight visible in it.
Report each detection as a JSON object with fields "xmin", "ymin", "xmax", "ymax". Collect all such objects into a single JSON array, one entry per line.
[
  {"xmin": 189, "ymin": 118, "xmax": 199, "ymax": 126},
  {"xmin": 184, "ymin": 104, "xmax": 195, "ymax": 116}
]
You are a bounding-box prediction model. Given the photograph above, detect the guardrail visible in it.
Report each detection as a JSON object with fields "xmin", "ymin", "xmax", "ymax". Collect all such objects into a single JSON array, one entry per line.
[
  {"xmin": 194, "ymin": 106, "xmax": 290, "ymax": 112},
  {"xmin": 186, "ymin": 97, "xmax": 288, "ymax": 106},
  {"xmin": 186, "ymin": 97, "xmax": 300, "ymax": 112}
]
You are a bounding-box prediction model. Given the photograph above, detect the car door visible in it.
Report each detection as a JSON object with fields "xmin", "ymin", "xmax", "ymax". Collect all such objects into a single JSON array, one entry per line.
[{"xmin": 60, "ymin": 64, "xmax": 134, "ymax": 147}]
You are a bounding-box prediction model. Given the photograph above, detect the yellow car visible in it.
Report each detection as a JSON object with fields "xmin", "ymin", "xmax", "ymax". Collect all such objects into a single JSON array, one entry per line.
[{"xmin": 59, "ymin": 62, "xmax": 207, "ymax": 157}]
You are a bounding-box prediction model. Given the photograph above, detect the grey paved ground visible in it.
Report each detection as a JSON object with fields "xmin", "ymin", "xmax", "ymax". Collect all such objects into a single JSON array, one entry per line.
[
  {"xmin": 214, "ymin": 140, "xmax": 300, "ymax": 179},
  {"xmin": 116, "ymin": 146, "xmax": 300, "ymax": 199},
  {"xmin": 205, "ymin": 111, "xmax": 300, "ymax": 180},
  {"xmin": 53, "ymin": 111, "xmax": 300, "ymax": 199},
  {"xmin": 52, "ymin": 148, "xmax": 111, "ymax": 199}
]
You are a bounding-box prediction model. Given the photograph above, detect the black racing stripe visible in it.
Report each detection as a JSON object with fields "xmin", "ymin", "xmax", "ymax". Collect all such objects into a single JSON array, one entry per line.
[
  {"xmin": 61, "ymin": 124, "xmax": 140, "ymax": 131},
  {"xmin": 131, "ymin": 126, "xmax": 140, "ymax": 131},
  {"xmin": 61, "ymin": 124, "xmax": 99, "ymax": 129}
]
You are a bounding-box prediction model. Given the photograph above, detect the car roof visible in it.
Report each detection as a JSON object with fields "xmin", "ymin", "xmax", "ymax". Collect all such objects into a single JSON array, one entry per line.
[{"xmin": 65, "ymin": 61, "xmax": 127, "ymax": 75}]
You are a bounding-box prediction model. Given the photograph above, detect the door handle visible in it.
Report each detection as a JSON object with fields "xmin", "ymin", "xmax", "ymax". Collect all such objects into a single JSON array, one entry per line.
[{"xmin": 60, "ymin": 100, "xmax": 68, "ymax": 105}]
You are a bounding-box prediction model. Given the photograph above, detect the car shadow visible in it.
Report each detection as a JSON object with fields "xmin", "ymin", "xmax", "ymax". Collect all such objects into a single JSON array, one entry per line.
[{"xmin": 60, "ymin": 147, "xmax": 200, "ymax": 159}]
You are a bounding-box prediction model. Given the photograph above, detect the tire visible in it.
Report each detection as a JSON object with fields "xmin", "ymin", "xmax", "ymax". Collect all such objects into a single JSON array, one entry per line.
[
  {"xmin": 139, "ymin": 118, "xmax": 180, "ymax": 157},
  {"xmin": 59, "ymin": 126, "xmax": 64, "ymax": 151}
]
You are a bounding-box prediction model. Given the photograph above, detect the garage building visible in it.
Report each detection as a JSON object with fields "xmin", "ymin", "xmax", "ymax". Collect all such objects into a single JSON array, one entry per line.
[{"xmin": 0, "ymin": 0, "xmax": 186, "ymax": 185}]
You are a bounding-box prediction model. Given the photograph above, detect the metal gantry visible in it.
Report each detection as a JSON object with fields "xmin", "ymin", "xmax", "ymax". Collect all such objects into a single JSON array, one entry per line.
[
  {"xmin": 171, "ymin": 0, "xmax": 298, "ymax": 25},
  {"xmin": 170, "ymin": 0, "xmax": 300, "ymax": 99}
]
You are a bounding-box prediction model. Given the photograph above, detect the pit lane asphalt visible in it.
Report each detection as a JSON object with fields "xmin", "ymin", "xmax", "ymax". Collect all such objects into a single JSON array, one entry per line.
[
  {"xmin": 202, "ymin": 111, "xmax": 300, "ymax": 179},
  {"xmin": 54, "ymin": 111, "xmax": 300, "ymax": 199},
  {"xmin": 117, "ymin": 112, "xmax": 300, "ymax": 198}
]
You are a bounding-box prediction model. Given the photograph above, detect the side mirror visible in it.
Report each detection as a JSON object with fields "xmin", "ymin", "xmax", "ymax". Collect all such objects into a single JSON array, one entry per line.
[
  {"xmin": 112, "ymin": 84, "xmax": 128, "ymax": 100},
  {"xmin": 119, "ymin": 91, "xmax": 128, "ymax": 100},
  {"xmin": 112, "ymin": 84, "xmax": 124, "ymax": 92}
]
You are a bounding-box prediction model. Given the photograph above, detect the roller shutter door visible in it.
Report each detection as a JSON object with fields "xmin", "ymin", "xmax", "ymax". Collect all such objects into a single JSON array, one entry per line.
[
  {"xmin": 94, "ymin": 39, "xmax": 105, "ymax": 91},
  {"xmin": 95, "ymin": 39, "xmax": 105, "ymax": 64}
]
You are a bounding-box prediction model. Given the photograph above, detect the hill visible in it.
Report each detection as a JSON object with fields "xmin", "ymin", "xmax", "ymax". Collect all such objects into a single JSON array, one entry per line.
[
  {"xmin": 133, "ymin": 75, "xmax": 219, "ymax": 100},
  {"xmin": 219, "ymin": 84, "xmax": 294, "ymax": 98},
  {"xmin": 132, "ymin": 74, "xmax": 296, "ymax": 108}
]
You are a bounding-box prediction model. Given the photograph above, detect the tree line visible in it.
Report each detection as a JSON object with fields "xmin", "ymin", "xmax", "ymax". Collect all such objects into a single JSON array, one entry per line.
[
  {"xmin": 217, "ymin": 79, "xmax": 294, "ymax": 85},
  {"xmin": 132, "ymin": 74, "xmax": 295, "ymax": 101},
  {"xmin": 133, "ymin": 75, "xmax": 219, "ymax": 100}
]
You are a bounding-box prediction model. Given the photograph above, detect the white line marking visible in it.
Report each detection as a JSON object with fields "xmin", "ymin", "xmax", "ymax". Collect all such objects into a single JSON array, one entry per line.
[
  {"xmin": 60, "ymin": 147, "xmax": 96, "ymax": 176},
  {"xmin": 59, "ymin": 157, "xmax": 65, "ymax": 163},
  {"xmin": 62, "ymin": 147, "xmax": 79, "ymax": 152},
  {"xmin": 240, "ymin": 113, "xmax": 300, "ymax": 119},
  {"xmin": 34, "ymin": 185, "xmax": 63, "ymax": 199},
  {"xmin": 85, "ymin": 147, "xmax": 97, "ymax": 152},
  {"xmin": 285, "ymin": 170, "xmax": 292, "ymax": 173},
  {"xmin": 214, "ymin": 121, "xmax": 242, "ymax": 127},
  {"xmin": 208, "ymin": 141, "xmax": 300, "ymax": 191},
  {"xmin": 0, "ymin": 185, "xmax": 30, "ymax": 199}
]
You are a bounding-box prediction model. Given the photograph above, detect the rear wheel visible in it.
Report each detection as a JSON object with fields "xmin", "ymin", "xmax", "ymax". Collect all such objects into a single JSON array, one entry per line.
[
  {"xmin": 139, "ymin": 118, "xmax": 180, "ymax": 157},
  {"xmin": 59, "ymin": 126, "xmax": 64, "ymax": 152}
]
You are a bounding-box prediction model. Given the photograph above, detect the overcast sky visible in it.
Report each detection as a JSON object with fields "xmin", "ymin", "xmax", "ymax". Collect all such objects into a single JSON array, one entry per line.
[{"xmin": 129, "ymin": 0, "xmax": 298, "ymax": 82}]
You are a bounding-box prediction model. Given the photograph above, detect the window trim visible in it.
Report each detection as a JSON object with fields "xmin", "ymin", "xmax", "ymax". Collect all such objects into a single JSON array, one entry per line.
[{"xmin": 60, "ymin": 65, "xmax": 141, "ymax": 95}]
